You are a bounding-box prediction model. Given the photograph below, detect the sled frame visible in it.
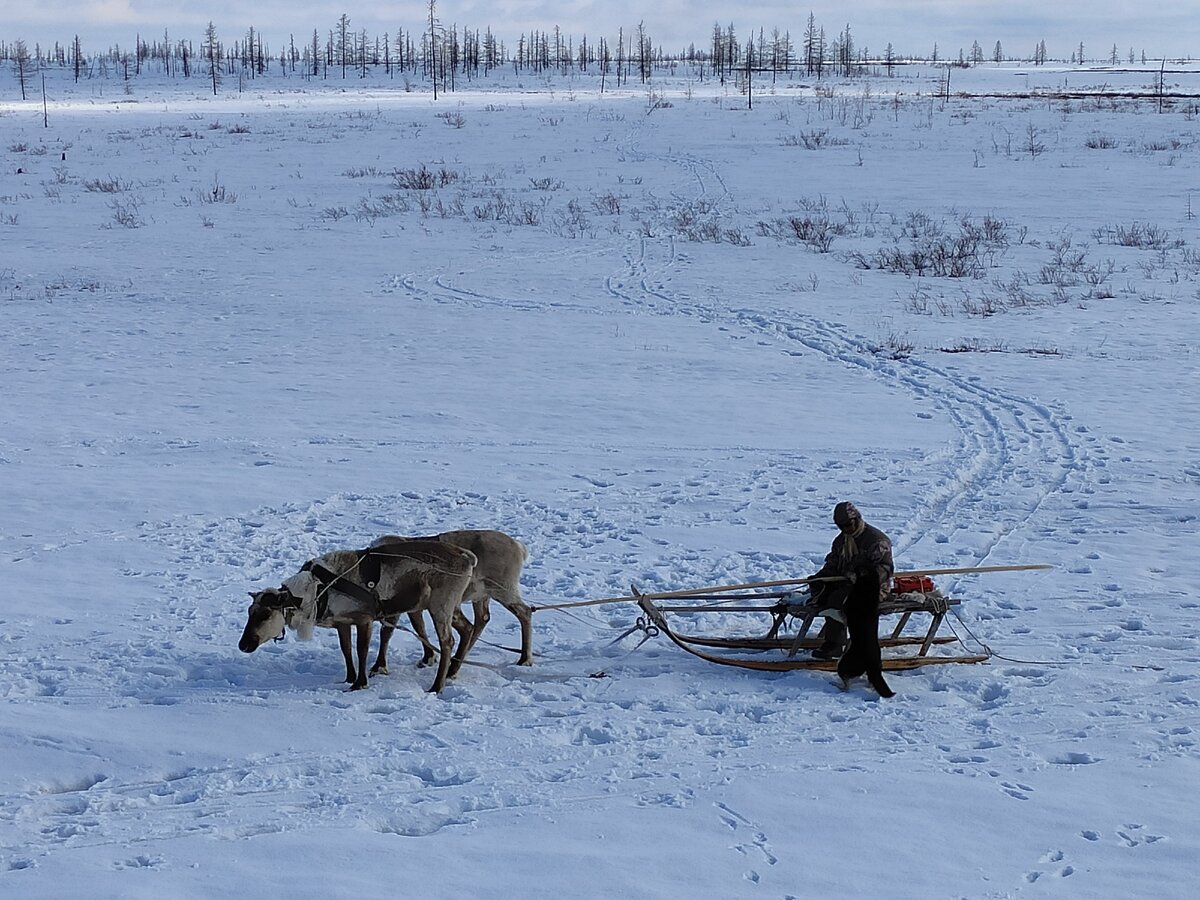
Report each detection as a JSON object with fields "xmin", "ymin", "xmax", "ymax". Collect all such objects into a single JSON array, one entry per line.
[{"xmin": 632, "ymin": 586, "xmax": 989, "ymax": 672}]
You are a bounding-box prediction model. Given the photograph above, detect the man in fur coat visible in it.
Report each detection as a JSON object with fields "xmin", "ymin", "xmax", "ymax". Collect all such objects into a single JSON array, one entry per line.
[{"xmin": 809, "ymin": 501, "xmax": 894, "ymax": 660}]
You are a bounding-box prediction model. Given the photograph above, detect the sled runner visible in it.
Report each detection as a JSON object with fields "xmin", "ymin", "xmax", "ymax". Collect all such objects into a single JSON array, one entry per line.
[{"xmin": 621, "ymin": 566, "xmax": 1048, "ymax": 672}]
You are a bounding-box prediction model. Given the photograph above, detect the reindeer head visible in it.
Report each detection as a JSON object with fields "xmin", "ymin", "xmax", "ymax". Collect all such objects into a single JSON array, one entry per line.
[
  {"xmin": 238, "ymin": 570, "xmax": 321, "ymax": 653},
  {"xmin": 238, "ymin": 586, "xmax": 293, "ymax": 653}
]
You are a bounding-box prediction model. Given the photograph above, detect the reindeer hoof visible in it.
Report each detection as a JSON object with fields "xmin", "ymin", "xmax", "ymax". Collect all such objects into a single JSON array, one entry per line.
[
  {"xmin": 516, "ymin": 656, "xmax": 534, "ymax": 667},
  {"xmin": 349, "ymin": 680, "xmax": 368, "ymax": 691},
  {"xmin": 370, "ymin": 664, "xmax": 389, "ymax": 676}
]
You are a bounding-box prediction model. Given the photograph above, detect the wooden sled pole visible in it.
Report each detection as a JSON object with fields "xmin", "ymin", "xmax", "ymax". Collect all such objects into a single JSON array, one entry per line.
[
  {"xmin": 894, "ymin": 563, "xmax": 1052, "ymax": 577},
  {"xmin": 531, "ymin": 564, "xmax": 1051, "ymax": 613},
  {"xmin": 530, "ymin": 575, "xmax": 838, "ymax": 612}
]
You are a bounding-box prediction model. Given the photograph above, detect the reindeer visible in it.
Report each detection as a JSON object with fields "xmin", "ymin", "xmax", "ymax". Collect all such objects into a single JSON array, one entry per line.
[
  {"xmin": 368, "ymin": 530, "xmax": 533, "ymax": 677},
  {"xmin": 239, "ymin": 540, "xmax": 475, "ymax": 693}
]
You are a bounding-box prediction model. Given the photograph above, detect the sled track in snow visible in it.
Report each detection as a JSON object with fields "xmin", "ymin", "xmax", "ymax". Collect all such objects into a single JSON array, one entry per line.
[
  {"xmin": 749, "ymin": 310, "xmax": 1083, "ymax": 561},
  {"xmin": 609, "ymin": 233, "xmax": 1084, "ymax": 577}
]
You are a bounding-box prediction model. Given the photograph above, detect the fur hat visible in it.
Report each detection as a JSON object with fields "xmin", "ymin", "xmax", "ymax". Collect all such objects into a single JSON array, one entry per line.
[{"xmin": 833, "ymin": 501, "xmax": 862, "ymax": 529}]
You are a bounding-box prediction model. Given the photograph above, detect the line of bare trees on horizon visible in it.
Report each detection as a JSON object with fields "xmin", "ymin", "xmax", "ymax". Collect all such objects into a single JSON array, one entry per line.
[{"xmin": 2, "ymin": 7, "xmax": 1185, "ymax": 100}]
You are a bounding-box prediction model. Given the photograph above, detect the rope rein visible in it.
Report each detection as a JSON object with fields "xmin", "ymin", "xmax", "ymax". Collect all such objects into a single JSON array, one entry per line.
[
  {"xmin": 367, "ymin": 548, "xmax": 476, "ymax": 579},
  {"xmin": 945, "ymin": 607, "xmax": 1062, "ymax": 667}
]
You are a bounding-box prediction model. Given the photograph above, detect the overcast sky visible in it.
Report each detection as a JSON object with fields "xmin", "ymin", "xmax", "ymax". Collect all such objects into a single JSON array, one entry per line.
[{"xmin": 2, "ymin": 2, "xmax": 1196, "ymax": 61}]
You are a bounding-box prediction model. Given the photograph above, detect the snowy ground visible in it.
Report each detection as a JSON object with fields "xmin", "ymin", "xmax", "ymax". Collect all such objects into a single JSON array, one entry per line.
[{"xmin": 2, "ymin": 62, "xmax": 1199, "ymax": 897}]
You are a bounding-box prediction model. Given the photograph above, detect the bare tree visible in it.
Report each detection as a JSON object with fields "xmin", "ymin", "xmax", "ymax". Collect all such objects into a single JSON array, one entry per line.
[
  {"xmin": 769, "ymin": 28, "xmax": 789, "ymax": 82},
  {"xmin": 802, "ymin": 13, "xmax": 819, "ymax": 76},
  {"xmin": 838, "ymin": 24, "xmax": 854, "ymax": 78},
  {"xmin": 428, "ymin": 0, "xmax": 439, "ymax": 99},
  {"xmin": 744, "ymin": 35, "xmax": 753, "ymax": 109},
  {"xmin": 14, "ymin": 39, "xmax": 32, "ymax": 100},
  {"xmin": 336, "ymin": 14, "xmax": 351, "ymax": 78},
  {"xmin": 203, "ymin": 22, "xmax": 220, "ymax": 95},
  {"xmin": 712, "ymin": 22, "xmax": 725, "ymax": 81},
  {"xmin": 636, "ymin": 20, "xmax": 649, "ymax": 83},
  {"xmin": 615, "ymin": 27, "xmax": 624, "ymax": 87}
]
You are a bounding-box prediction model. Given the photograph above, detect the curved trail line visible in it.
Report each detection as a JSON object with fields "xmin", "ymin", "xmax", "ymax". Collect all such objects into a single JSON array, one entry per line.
[{"xmin": 604, "ymin": 119, "xmax": 1086, "ymax": 591}]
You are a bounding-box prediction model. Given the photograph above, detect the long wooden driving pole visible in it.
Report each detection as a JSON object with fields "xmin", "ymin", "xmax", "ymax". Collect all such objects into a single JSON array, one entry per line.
[{"xmin": 529, "ymin": 564, "xmax": 1051, "ymax": 612}]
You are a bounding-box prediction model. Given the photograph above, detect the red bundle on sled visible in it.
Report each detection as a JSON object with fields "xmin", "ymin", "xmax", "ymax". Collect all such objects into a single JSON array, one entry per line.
[{"xmin": 892, "ymin": 574, "xmax": 935, "ymax": 594}]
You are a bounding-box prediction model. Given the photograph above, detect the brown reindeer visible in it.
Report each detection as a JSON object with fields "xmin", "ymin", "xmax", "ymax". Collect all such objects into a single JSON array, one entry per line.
[{"xmin": 368, "ymin": 530, "xmax": 533, "ymax": 677}]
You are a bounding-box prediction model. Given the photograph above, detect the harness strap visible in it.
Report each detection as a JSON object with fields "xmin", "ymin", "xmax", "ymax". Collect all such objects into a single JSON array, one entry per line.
[
  {"xmin": 304, "ymin": 559, "xmax": 381, "ymax": 617},
  {"xmin": 357, "ymin": 549, "xmax": 383, "ymax": 592}
]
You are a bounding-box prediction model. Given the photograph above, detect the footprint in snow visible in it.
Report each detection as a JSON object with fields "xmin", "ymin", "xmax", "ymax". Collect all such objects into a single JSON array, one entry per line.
[
  {"xmin": 1049, "ymin": 751, "xmax": 1101, "ymax": 766},
  {"xmin": 1117, "ymin": 823, "xmax": 1165, "ymax": 847},
  {"xmin": 1001, "ymin": 782, "xmax": 1031, "ymax": 801},
  {"xmin": 114, "ymin": 855, "xmax": 164, "ymax": 870},
  {"xmin": 1027, "ymin": 850, "xmax": 1073, "ymax": 882},
  {"xmin": 717, "ymin": 801, "xmax": 779, "ymax": 868}
]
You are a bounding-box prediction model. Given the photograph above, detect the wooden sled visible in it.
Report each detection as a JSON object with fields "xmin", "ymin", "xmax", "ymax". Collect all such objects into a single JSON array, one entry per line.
[{"xmin": 631, "ymin": 581, "xmax": 990, "ymax": 672}]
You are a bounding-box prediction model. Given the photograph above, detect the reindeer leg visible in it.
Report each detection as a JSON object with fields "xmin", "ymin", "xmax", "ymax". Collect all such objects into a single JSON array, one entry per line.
[
  {"xmin": 350, "ymin": 622, "xmax": 372, "ymax": 691},
  {"xmin": 446, "ymin": 601, "xmax": 487, "ymax": 678},
  {"xmin": 428, "ymin": 613, "xmax": 454, "ymax": 694},
  {"xmin": 371, "ymin": 617, "xmax": 397, "ymax": 675},
  {"xmin": 447, "ymin": 605, "xmax": 477, "ymax": 679},
  {"xmin": 336, "ymin": 624, "xmax": 357, "ymax": 685},
  {"xmin": 498, "ymin": 593, "xmax": 535, "ymax": 666},
  {"xmin": 408, "ymin": 611, "xmax": 436, "ymax": 667}
]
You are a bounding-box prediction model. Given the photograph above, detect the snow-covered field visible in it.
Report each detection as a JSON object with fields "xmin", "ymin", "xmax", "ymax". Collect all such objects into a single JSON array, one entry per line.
[{"xmin": 3, "ymin": 62, "xmax": 1199, "ymax": 897}]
